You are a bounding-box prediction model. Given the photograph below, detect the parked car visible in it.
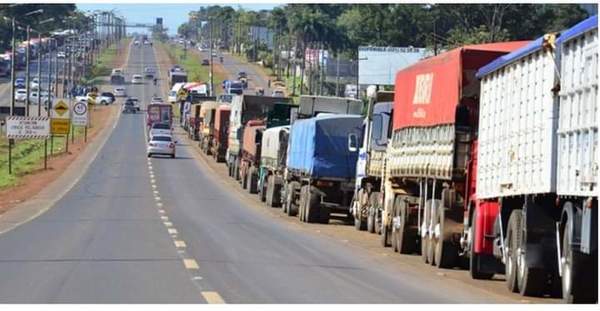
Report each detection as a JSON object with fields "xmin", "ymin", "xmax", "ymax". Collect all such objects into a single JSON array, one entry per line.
[
  {"xmin": 147, "ymin": 135, "xmax": 176, "ymax": 158},
  {"xmin": 201, "ymin": 59, "xmax": 209, "ymax": 66},
  {"xmin": 144, "ymin": 67, "xmax": 155, "ymax": 78},
  {"xmin": 14, "ymin": 89, "xmax": 27, "ymax": 103},
  {"xmin": 99, "ymin": 92, "xmax": 115, "ymax": 105},
  {"xmin": 15, "ymin": 78, "xmax": 25, "ymax": 89},
  {"xmin": 114, "ymin": 87, "xmax": 126, "ymax": 97},
  {"xmin": 131, "ymin": 74, "xmax": 143, "ymax": 84}
]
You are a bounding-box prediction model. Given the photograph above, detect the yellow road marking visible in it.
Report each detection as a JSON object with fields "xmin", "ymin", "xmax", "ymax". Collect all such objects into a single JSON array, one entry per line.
[
  {"xmin": 174, "ymin": 240, "xmax": 186, "ymax": 248},
  {"xmin": 201, "ymin": 291, "xmax": 225, "ymax": 304},
  {"xmin": 168, "ymin": 228, "xmax": 178, "ymax": 234},
  {"xmin": 183, "ymin": 258, "xmax": 199, "ymax": 270},
  {"xmin": 164, "ymin": 221, "xmax": 173, "ymax": 227}
]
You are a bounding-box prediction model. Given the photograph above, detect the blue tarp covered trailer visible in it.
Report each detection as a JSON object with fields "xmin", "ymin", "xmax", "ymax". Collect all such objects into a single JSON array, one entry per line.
[{"xmin": 287, "ymin": 114, "xmax": 363, "ymax": 180}]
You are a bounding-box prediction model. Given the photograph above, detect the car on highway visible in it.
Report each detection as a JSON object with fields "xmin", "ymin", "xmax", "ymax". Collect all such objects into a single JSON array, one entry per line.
[
  {"xmin": 134, "ymin": 40, "xmax": 140, "ymax": 46},
  {"xmin": 144, "ymin": 67, "xmax": 155, "ymax": 78},
  {"xmin": 114, "ymin": 87, "xmax": 126, "ymax": 97},
  {"xmin": 15, "ymin": 78, "xmax": 25, "ymax": 89},
  {"xmin": 147, "ymin": 135, "xmax": 176, "ymax": 158},
  {"xmin": 14, "ymin": 89, "xmax": 27, "ymax": 103},
  {"xmin": 201, "ymin": 59, "xmax": 209, "ymax": 66},
  {"xmin": 29, "ymin": 91, "xmax": 53, "ymax": 105},
  {"xmin": 122, "ymin": 100, "xmax": 137, "ymax": 114},
  {"xmin": 131, "ymin": 74, "xmax": 143, "ymax": 84},
  {"xmin": 30, "ymin": 78, "xmax": 41, "ymax": 91},
  {"xmin": 211, "ymin": 50, "xmax": 217, "ymax": 57},
  {"xmin": 125, "ymin": 97, "xmax": 140, "ymax": 111},
  {"xmin": 228, "ymin": 80, "xmax": 244, "ymax": 95},
  {"xmin": 168, "ymin": 90, "xmax": 178, "ymax": 103},
  {"xmin": 148, "ymin": 122, "xmax": 172, "ymax": 139},
  {"xmin": 238, "ymin": 71, "xmax": 247, "ymax": 79},
  {"xmin": 99, "ymin": 92, "xmax": 115, "ymax": 105},
  {"xmin": 151, "ymin": 96, "xmax": 164, "ymax": 104},
  {"xmin": 57, "ymin": 51, "xmax": 66, "ymax": 58}
]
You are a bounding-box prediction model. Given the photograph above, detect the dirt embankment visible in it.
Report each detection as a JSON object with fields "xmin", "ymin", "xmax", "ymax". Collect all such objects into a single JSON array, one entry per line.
[{"xmin": 0, "ymin": 41, "xmax": 131, "ymax": 214}]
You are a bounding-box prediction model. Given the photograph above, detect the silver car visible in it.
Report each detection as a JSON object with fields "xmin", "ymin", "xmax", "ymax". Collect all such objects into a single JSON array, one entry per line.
[{"xmin": 147, "ymin": 135, "xmax": 176, "ymax": 158}]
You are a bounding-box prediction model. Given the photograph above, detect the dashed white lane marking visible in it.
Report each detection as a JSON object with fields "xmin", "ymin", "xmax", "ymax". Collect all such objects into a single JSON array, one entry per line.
[
  {"xmin": 150, "ymin": 178, "xmax": 156, "ymax": 184},
  {"xmin": 168, "ymin": 228, "xmax": 178, "ymax": 234},
  {"xmin": 164, "ymin": 221, "xmax": 173, "ymax": 227},
  {"xmin": 153, "ymin": 190, "xmax": 159, "ymax": 195},
  {"xmin": 201, "ymin": 291, "xmax": 225, "ymax": 304},
  {"xmin": 159, "ymin": 209, "xmax": 165, "ymax": 214},
  {"xmin": 183, "ymin": 258, "xmax": 199, "ymax": 270},
  {"xmin": 174, "ymin": 240, "xmax": 186, "ymax": 248},
  {"xmin": 192, "ymin": 276, "xmax": 203, "ymax": 281},
  {"xmin": 160, "ymin": 216, "xmax": 169, "ymax": 221},
  {"xmin": 154, "ymin": 196, "xmax": 161, "ymax": 201},
  {"xmin": 156, "ymin": 202, "xmax": 163, "ymax": 207},
  {"xmin": 152, "ymin": 184, "xmax": 157, "ymax": 189}
]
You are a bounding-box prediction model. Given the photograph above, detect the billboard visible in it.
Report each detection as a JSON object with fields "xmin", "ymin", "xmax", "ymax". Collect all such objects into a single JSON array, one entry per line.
[{"xmin": 358, "ymin": 46, "xmax": 429, "ymax": 85}]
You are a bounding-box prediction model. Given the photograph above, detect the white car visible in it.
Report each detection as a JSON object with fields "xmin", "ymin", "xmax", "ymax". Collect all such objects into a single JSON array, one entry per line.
[
  {"xmin": 131, "ymin": 74, "xmax": 143, "ymax": 84},
  {"xmin": 14, "ymin": 89, "xmax": 27, "ymax": 102},
  {"xmin": 30, "ymin": 78, "xmax": 40, "ymax": 90},
  {"xmin": 57, "ymin": 51, "xmax": 66, "ymax": 58},
  {"xmin": 114, "ymin": 87, "xmax": 126, "ymax": 97},
  {"xmin": 148, "ymin": 122, "xmax": 172, "ymax": 139},
  {"xmin": 29, "ymin": 91, "xmax": 52, "ymax": 105},
  {"xmin": 134, "ymin": 40, "xmax": 140, "ymax": 46},
  {"xmin": 168, "ymin": 90, "xmax": 177, "ymax": 103},
  {"xmin": 147, "ymin": 135, "xmax": 176, "ymax": 158}
]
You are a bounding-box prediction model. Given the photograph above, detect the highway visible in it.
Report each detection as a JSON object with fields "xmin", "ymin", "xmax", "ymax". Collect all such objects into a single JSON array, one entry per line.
[{"xmin": 0, "ymin": 43, "xmax": 526, "ymax": 303}]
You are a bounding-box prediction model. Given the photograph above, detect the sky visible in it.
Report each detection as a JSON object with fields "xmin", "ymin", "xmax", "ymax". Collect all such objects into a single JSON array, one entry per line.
[{"xmin": 77, "ymin": 3, "xmax": 279, "ymax": 35}]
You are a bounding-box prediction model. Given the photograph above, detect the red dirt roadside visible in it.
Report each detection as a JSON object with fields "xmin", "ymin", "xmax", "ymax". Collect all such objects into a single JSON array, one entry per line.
[{"xmin": 0, "ymin": 41, "xmax": 131, "ymax": 215}]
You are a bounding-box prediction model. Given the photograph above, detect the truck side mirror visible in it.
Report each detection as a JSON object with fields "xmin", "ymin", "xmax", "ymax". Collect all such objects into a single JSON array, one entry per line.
[{"xmin": 348, "ymin": 134, "xmax": 358, "ymax": 152}]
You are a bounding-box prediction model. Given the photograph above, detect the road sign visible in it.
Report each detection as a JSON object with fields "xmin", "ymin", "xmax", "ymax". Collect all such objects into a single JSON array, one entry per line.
[
  {"xmin": 177, "ymin": 88, "xmax": 188, "ymax": 100},
  {"xmin": 52, "ymin": 100, "xmax": 70, "ymax": 119},
  {"xmin": 72, "ymin": 101, "xmax": 88, "ymax": 126},
  {"xmin": 6, "ymin": 116, "xmax": 50, "ymax": 139},
  {"xmin": 51, "ymin": 118, "xmax": 70, "ymax": 135}
]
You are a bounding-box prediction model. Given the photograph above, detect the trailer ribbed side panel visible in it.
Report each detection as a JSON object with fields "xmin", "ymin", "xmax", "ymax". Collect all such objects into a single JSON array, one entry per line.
[
  {"xmin": 556, "ymin": 23, "xmax": 598, "ymax": 197},
  {"xmin": 477, "ymin": 47, "xmax": 558, "ymax": 199}
]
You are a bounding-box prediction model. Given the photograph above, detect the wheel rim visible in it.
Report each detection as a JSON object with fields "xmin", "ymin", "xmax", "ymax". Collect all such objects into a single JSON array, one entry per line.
[
  {"xmin": 517, "ymin": 246, "xmax": 525, "ymax": 282},
  {"xmin": 562, "ymin": 231, "xmax": 572, "ymax": 297}
]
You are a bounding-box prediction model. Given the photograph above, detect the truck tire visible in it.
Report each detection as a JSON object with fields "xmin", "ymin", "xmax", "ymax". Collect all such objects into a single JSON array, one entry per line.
[
  {"xmin": 368, "ymin": 192, "xmax": 381, "ymax": 233},
  {"xmin": 516, "ymin": 211, "xmax": 546, "ymax": 297},
  {"xmin": 248, "ymin": 168, "xmax": 258, "ymax": 194},
  {"xmin": 285, "ymin": 182, "xmax": 298, "ymax": 217},
  {"xmin": 421, "ymin": 200, "xmax": 433, "ymax": 264},
  {"xmin": 375, "ymin": 208, "xmax": 382, "ymax": 235},
  {"xmin": 307, "ymin": 186, "xmax": 324, "ymax": 223},
  {"xmin": 241, "ymin": 169, "xmax": 248, "ymax": 189},
  {"xmin": 469, "ymin": 209, "xmax": 495, "ymax": 280},
  {"xmin": 299, "ymin": 185, "xmax": 307, "ymax": 222},
  {"xmin": 266, "ymin": 176, "xmax": 281, "ymax": 208},
  {"xmin": 434, "ymin": 206, "xmax": 459, "ymax": 268},
  {"xmin": 381, "ymin": 223, "xmax": 391, "ymax": 247},
  {"xmin": 505, "ymin": 209, "xmax": 522, "ymax": 292},
  {"xmin": 393, "ymin": 196, "xmax": 417, "ymax": 254},
  {"xmin": 562, "ymin": 221, "xmax": 598, "ymax": 303}
]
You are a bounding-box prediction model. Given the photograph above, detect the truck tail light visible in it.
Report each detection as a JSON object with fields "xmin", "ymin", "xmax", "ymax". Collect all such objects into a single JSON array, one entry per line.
[{"xmin": 315, "ymin": 180, "xmax": 334, "ymax": 187}]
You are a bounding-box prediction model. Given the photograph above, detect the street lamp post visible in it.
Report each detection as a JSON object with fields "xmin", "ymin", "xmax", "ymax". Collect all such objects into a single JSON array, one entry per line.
[
  {"xmin": 25, "ymin": 25, "xmax": 30, "ymax": 116},
  {"xmin": 9, "ymin": 18, "xmax": 16, "ymax": 116}
]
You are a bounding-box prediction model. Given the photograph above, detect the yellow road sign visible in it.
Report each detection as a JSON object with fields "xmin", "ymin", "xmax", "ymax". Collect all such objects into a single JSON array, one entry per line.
[
  {"xmin": 51, "ymin": 118, "xmax": 70, "ymax": 135},
  {"xmin": 53, "ymin": 100, "xmax": 70, "ymax": 118},
  {"xmin": 177, "ymin": 89, "xmax": 188, "ymax": 99}
]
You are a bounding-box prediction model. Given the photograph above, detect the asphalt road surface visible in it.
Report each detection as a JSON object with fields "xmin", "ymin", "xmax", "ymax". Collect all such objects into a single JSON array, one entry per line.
[{"xmin": 0, "ymin": 43, "xmax": 520, "ymax": 303}]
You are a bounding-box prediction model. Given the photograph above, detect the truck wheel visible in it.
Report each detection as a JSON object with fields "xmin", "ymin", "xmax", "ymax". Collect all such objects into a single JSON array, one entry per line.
[
  {"xmin": 266, "ymin": 176, "xmax": 281, "ymax": 208},
  {"xmin": 248, "ymin": 168, "xmax": 258, "ymax": 194},
  {"xmin": 285, "ymin": 182, "xmax": 298, "ymax": 217},
  {"xmin": 367, "ymin": 207, "xmax": 375, "ymax": 233},
  {"xmin": 434, "ymin": 206, "xmax": 459, "ymax": 268},
  {"xmin": 516, "ymin": 212, "xmax": 546, "ymax": 297},
  {"xmin": 308, "ymin": 187, "xmax": 324, "ymax": 224},
  {"xmin": 421, "ymin": 200, "xmax": 432, "ymax": 264},
  {"xmin": 353, "ymin": 190, "xmax": 367, "ymax": 231},
  {"xmin": 469, "ymin": 209, "xmax": 495, "ymax": 280},
  {"xmin": 241, "ymin": 167, "xmax": 248, "ymax": 189},
  {"xmin": 381, "ymin": 223, "xmax": 391, "ymax": 247},
  {"xmin": 368, "ymin": 192, "xmax": 381, "ymax": 233},
  {"xmin": 505, "ymin": 209, "xmax": 522, "ymax": 292},
  {"xmin": 394, "ymin": 196, "xmax": 417, "ymax": 254},
  {"xmin": 299, "ymin": 185, "xmax": 307, "ymax": 222},
  {"xmin": 375, "ymin": 209, "xmax": 382, "ymax": 235}
]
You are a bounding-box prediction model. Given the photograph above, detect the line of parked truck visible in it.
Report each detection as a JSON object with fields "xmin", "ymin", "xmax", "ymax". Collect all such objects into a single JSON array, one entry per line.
[{"xmin": 180, "ymin": 16, "xmax": 597, "ymax": 303}]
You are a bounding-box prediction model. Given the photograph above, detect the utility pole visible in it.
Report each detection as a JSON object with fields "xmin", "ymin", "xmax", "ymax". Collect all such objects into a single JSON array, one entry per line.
[
  {"xmin": 9, "ymin": 18, "xmax": 16, "ymax": 116},
  {"xmin": 335, "ymin": 53, "xmax": 340, "ymax": 97},
  {"xmin": 209, "ymin": 17, "xmax": 214, "ymax": 96},
  {"xmin": 25, "ymin": 25, "xmax": 31, "ymax": 116},
  {"xmin": 36, "ymin": 31, "xmax": 42, "ymax": 115}
]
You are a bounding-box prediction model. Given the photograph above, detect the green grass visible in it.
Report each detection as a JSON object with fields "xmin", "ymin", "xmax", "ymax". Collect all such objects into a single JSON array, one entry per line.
[
  {"xmin": 84, "ymin": 39, "xmax": 130, "ymax": 84},
  {"xmin": 0, "ymin": 135, "xmax": 68, "ymax": 188},
  {"xmin": 160, "ymin": 42, "xmax": 227, "ymax": 95}
]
